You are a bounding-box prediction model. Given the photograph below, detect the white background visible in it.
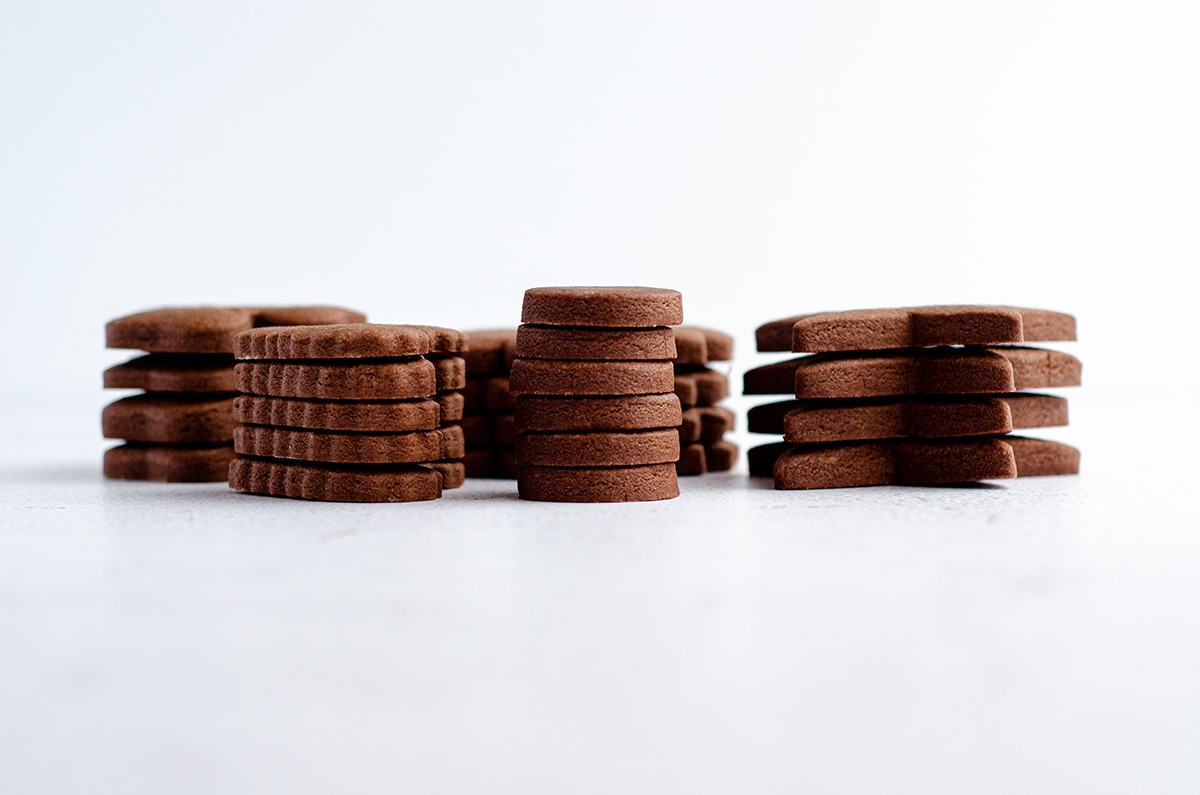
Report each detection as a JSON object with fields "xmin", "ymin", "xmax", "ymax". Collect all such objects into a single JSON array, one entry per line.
[{"xmin": 2, "ymin": 1, "xmax": 1198, "ymax": 792}]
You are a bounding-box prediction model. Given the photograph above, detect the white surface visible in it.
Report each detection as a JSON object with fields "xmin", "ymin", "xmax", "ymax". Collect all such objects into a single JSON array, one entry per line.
[{"xmin": 2, "ymin": 396, "xmax": 1199, "ymax": 793}]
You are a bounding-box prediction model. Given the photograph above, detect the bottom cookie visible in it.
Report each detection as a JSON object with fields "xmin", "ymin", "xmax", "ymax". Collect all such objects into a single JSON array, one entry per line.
[
  {"xmin": 677, "ymin": 440, "xmax": 739, "ymax": 476},
  {"xmin": 773, "ymin": 437, "xmax": 1017, "ymax": 489},
  {"xmin": 228, "ymin": 456, "xmax": 442, "ymax": 502},
  {"xmin": 422, "ymin": 460, "xmax": 466, "ymax": 489},
  {"xmin": 1006, "ymin": 436, "xmax": 1080, "ymax": 476},
  {"xmin": 104, "ymin": 443, "xmax": 235, "ymax": 482},
  {"xmin": 517, "ymin": 463, "xmax": 679, "ymax": 503}
]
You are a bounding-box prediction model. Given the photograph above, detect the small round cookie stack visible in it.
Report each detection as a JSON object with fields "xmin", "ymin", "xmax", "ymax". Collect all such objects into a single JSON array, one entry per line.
[
  {"xmin": 511, "ymin": 287, "xmax": 684, "ymax": 502},
  {"xmin": 228, "ymin": 324, "xmax": 465, "ymax": 502},
  {"xmin": 671, "ymin": 326, "xmax": 738, "ymax": 475},
  {"xmin": 103, "ymin": 306, "xmax": 364, "ymax": 482},
  {"xmin": 460, "ymin": 330, "xmax": 519, "ymax": 479}
]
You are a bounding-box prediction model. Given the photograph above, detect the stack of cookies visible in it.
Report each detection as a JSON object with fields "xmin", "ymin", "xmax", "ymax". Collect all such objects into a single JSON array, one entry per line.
[
  {"xmin": 744, "ymin": 306, "xmax": 1081, "ymax": 488},
  {"xmin": 227, "ymin": 324, "xmax": 466, "ymax": 502},
  {"xmin": 672, "ymin": 326, "xmax": 738, "ymax": 475},
  {"xmin": 103, "ymin": 306, "xmax": 364, "ymax": 482},
  {"xmin": 511, "ymin": 287, "xmax": 684, "ymax": 502},
  {"xmin": 460, "ymin": 330, "xmax": 519, "ymax": 479}
]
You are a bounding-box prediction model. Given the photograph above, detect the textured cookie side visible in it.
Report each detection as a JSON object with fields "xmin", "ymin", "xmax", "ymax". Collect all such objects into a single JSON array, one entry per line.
[{"xmin": 228, "ymin": 456, "xmax": 441, "ymax": 502}]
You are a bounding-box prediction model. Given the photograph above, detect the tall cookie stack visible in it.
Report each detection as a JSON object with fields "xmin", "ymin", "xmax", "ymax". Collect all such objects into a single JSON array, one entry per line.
[
  {"xmin": 744, "ymin": 306, "xmax": 1081, "ymax": 488},
  {"xmin": 511, "ymin": 287, "xmax": 684, "ymax": 502},
  {"xmin": 103, "ymin": 306, "xmax": 364, "ymax": 482},
  {"xmin": 227, "ymin": 324, "xmax": 465, "ymax": 502},
  {"xmin": 672, "ymin": 326, "xmax": 738, "ymax": 475},
  {"xmin": 460, "ymin": 330, "xmax": 519, "ymax": 479}
]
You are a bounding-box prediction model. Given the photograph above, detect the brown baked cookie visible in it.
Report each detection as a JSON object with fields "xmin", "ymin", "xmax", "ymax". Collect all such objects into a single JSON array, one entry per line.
[
  {"xmin": 234, "ymin": 359, "xmax": 436, "ymax": 400},
  {"xmin": 463, "ymin": 329, "xmax": 517, "ymax": 374},
  {"xmin": 485, "ymin": 376, "xmax": 516, "ymax": 410},
  {"xmin": 755, "ymin": 306, "xmax": 1076, "ymax": 352},
  {"xmin": 773, "ymin": 437, "xmax": 1017, "ymax": 489},
  {"xmin": 704, "ymin": 440, "xmax": 738, "ymax": 472},
  {"xmin": 1005, "ymin": 436, "xmax": 1081, "ymax": 476},
  {"xmin": 107, "ymin": 306, "xmax": 365, "ymax": 354},
  {"xmin": 677, "ymin": 444, "xmax": 706, "ymax": 476},
  {"xmin": 104, "ymin": 443, "xmax": 234, "ymax": 482},
  {"xmin": 435, "ymin": 391, "xmax": 465, "ymax": 422},
  {"xmin": 678, "ymin": 409, "xmax": 701, "ymax": 444},
  {"xmin": 516, "ymin": 429, "xmax": 680, "ymax": 467},
  {"xmin": 517, "ymin": 463, "xmax": 680, "ymax": 502},
  {"xmin": 521, "ymin": 287, "xmax": 683, "ymax": 327},
  {"xmin": 462, "ymin": 447, "xmax": 519, "ymax": 479},
  {"xmin": 748, "ymin": 442, "xmax": 790, "ymax": 477},
  {"xmin": 411, "ymin": 326, "xmax": 468, "ymax": 354},
  {"xmin": 997, "ymin": 393, "xmax": 1069, "ymax": 428},
  {"xmin": 234, "ymin": 324, "xmax": 430, "ymax": 360},
  {"xmin": 782, "ymin": 395, "xmax": 1013, "ymax": 443},
  {"xmin": 104, "ymin": 354, "xmax": 235, "ymax": 393},
  {"xmin": 743, "ymin": 349, "xmax": 1016, "ymax": 397},
  {"xmin": 509, "ymin": 360, "xmax": 675, "ymax": 396},
  {"xmin": 513, "ymin": 393, "xmax": 682, "ymax": 432},
  {"xmin": 422, "ymin": 461, "xmax": 466, "ymax": 489},
  {"xmin": 989, "ymin": 346, "xmax": 1082, "ymax": 389},
  {"xmin": 672, "ymin": 327, "xmax": 734, "ymax": 365},
  {"xmin": 697, "ymin": 406, "xmax": 736, "ymax": 443},
  {"xmin": 430, "ymin": 355, "xmax": 467, "ymax": 391},
  {"xmin": 515, "ymin": 325, "xmax": 677, "ymax": 361},
  {"xmin": 228, "ymin": 456, "xmax": 441, "ymax": 502},
  {"xmin": 233, "ymin": 395, "xmax": 441, "ymax": 432},
  {"xmin": 674, "ymin": 369, "xmax": 729, "ymax": 407},
  {"xmin": 103, "ymin": 394, "xmax": 236, "ymax": 443},
  {"xmin": 234, "ymin": 424, "xmax": 461, "ymax": 464}
]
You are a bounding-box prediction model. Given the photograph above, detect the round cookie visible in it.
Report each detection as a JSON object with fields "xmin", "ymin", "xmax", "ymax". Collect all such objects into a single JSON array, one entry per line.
[
  {"xmin": 104, "ymin": 354, "xmax": 235, "ymax": 393},
  {"xmin": 107, "ymin": 306, "xmax": 365, "ymax": 354},
  {"xmin": 228, "ymin": 456, "xmax": 441, "ymax": 502},
  {"xmin": 509, "ymin": 360, "xmax": 674, "ymax": 396},
  {"xmin": 233, "ymin": 359, "xmax": 436, "ymax": 400},
  {"xmin": 515, "ymin": 326, "xmax": 676, "ymax": 361},
  {"xmin": 517, "ymin": 429, "xmax": 680, "ymax": 467},
  {"xmin": 103, "ymin": 394, "xmax": 236, "ymax": 443},
  {"xmin": 104, "ymin": 443, "xmax": 235, "ymax": 482},
  {"xmin": 517, "ymin": 463, "xmax": 679, "ymax": 502},
  {"xmin": 232, "ymin": 395, "xmax": 441, "ymax": 432},
  {"xmin": 514, "ymin": 393, "xmax": 681, "ymax": 432},
  {"xmin": 234, "ymin": 424, "xmax": 460, "ymax": 464},
  {"xmin": 521, "ymin": 287, "xmax": 683, "ymax": 327}
]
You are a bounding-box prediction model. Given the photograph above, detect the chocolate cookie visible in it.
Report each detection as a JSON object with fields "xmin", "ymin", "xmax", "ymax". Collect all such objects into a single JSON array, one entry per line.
[
  {"xmin": 234, "ymin": 424, "xmax": 462, "ymax": 464},
  {"xmin": 991, "ymin": 347, "xmax": 1082, "ymax": 389},
  {"xmin": 107, "ymin": 306, "xmax": 365, "ymax": 354},
  {"xmin": 431, "ymin": 355, "xmax": 467, "ymax": 391},
  {"xmin": 485, "ymin": 376, "xmax": 516, "ymax": 410},
  {"xmin": 517, "ymin": 463, "xmax": 680, "ymax": 502},
  {"xmin": 697, "ymin": 406, "xmax": 736, "ymax": 443},
  {"xmin": 234, "ymin": 323, "xmax": 430, "ymax": 360},
  {"xmin": 674, "ymin": 369, "xmax": 729, "ymax": 407},
  {"xmin": 515, "ymin": 325, "xmax": 677, "ymax": 361},
  {"xmin": 782, "ymin": 395, "xmax": 1012, "ymax": 443},
  {"xmin": 509, "ymin": 360, "xmax": 675, "ymax": 396},
  {"xmin": 743, "ymin": 349, "xmax": 1016, "ymax": 397},
  {"xmin": 104, "ymin": 354, "xmax": 235, "ymax": 393},
  {"xmin": 672, "ymin": 327, "xmax": 734, "ymax": 365},
  {"xmin": 521, "ymin": 287, "xmax": 683, "ymax": 327},
  {"xmin": 755, "ymin": 306, "xmax": 1077, "ymax": 353},
  {"xmin": 103, "ymin": 394, "xmax": 236, "ymax": 443},
  {"xmin": 232, "ymin": 395, "xmax": 441, "ymax": 432},
  {"xmin": 463, "ymin": 329, "xmax": 517, "ymax": 374},
  {"xmin": 516, "ymin": 429, "xmax": 680, "ymax": 467},
  {"xmin": 679, "ymin": 409, "xmax": 702, "ymax": 444},
  {"xmin": 234, "ymin": 359, "xmax": 436, "ymax": 400},
  {"xmin": 435, "ymin": 391, "xmax": 465, "ymax": 422},
  {"xmin": 104, "ymin": 443, "xmax": 235, "ymax": 482},
  {"xmin": 229, "ymin": 456, "xmax": 441, "ymax": 502},
  {"xmin": 748, "ymin": 442, "xmax": 790, "ymax": 477},
  {"xmin": 704, "ymin": 440, "xmax": 738, "ymax": 472},
  {"xmin": 513, "ymin": 393, "xmax": 682, "ymax": 432},
  {"xmin": 411, "ymin": 325, "xmax": 468, "ymax": 354},
  {"xmin": 423, "ymin": 461, "xmax": 466, "ymax": 489},
  {"xmin": 677, "ymin": 443, "xmax": 707, "ymax": 475},
  {"xmin": 773, "ymin": 437, "xmax": 1018, "ymax": 489},
  {"xmin": 1006, "ymin": 436, "xmax": 1081, "ymax": 476}
]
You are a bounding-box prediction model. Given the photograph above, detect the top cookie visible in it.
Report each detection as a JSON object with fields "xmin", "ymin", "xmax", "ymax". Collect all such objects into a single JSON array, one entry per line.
[
  {"xmin": 235, "ymin": 324, "xmax": 437, "ymax": 360},
  {"xmin": 672, "ymin": 326, "xmax": 734, "ymax": 366},
  {"xmin": 755, "ymin": 306, "xmax": 1076, "ymax": 352},
  {"xmin": 107, "ymin": 306, "xmax": 366, "ymax": 354},
  {"xmin": 463, "ymin": 329, "xmax": 518, "ymax": 374},
  {"xmin": 522, "ymin": 287, "xmax": 683, "ymax": 327}
]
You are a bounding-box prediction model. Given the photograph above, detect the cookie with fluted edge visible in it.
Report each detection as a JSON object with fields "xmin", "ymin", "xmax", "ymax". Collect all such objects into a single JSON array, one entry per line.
[
  {"xmin": 516, "ymin": 325, "xmax": 676, "ymax": 361},
  {"xmin": 755, "ymin": 306, "xmax": 1076, "ymax": 353},
  {"xmin": 104, "ymin": 443, "xmax": 234, "ymax": 482},
  {"xmin": 435, "ymin": 392, "xmax": 464, "ymax": 422},
  {"xmin": 674, "ymin": 369, "xmax": 729, "ymax": 407},
  {"xmin": 103, "ymin": 394, "xmax": 236, "ymax": 443},
  {"xmin": 234, "ymin": 424, "xmax": 463, "ymax": 464},
  {"xmin": 431, "ymin": 355, "xmax": 466, "ymax": 391},
  {"xmin": 509, "ymin": 360, "xmax": 674, "ymax": 396},
  {"xmin": 773, "ymin": 437, "xmax": 1018, "ymax": 489},
  {"xmin": 232, "ymin": 395, "xmax": 440, "ymax": 432},
  {"xmin": 522, "ymin": 287, "xmax": 683, "ymax": 327},
  {"xmin": 234, "ymin": 359, "xmax": 436, "ymax": 400},
  {"xmin": 228, "ymin": 456, "xmax": 441, "ymax": 502},
  {"xmin": 516, "ymin": 429, "xmax": 680, "ymax": 467},
  {"xmin": 107, "ymin": 306, "xmax": 365, "ymax": 354},
  {"xmin": 672, "ymin": 327, "xmax": 734, "ymax": 365},
  {"xmin": 104, "ymin": 354, "xmax": 235, "ymax": 393},
  {"xmin": 517, "ymin": 463, "xmax": 679, "ymax": 502}
]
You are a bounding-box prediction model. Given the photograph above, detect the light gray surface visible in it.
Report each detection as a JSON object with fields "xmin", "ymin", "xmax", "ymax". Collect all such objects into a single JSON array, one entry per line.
[{"xmin": 2, "ymin": 397, "xmax": 1197, "ymax": 793}]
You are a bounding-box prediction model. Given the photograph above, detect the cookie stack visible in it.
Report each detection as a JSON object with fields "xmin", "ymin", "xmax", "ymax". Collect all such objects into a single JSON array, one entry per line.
[
  {"xmin": 459, "ymin": 330, "xmax": 520, "ymax": 479},
  {"xmin": 103, "ymin": 306, "xmax": 364, "ymax": 482},
  {"xmin": 672, "ymin": 326, "xmax": 738, "ymax": 475},
  {"xmin": 419, "ymin": 326, "xmax": 468, "ymax": 489},
  {"xmin": 744, "ymin": 306, "xmax": 1081, "ymax": 488},
  {"xmin": 511, "ymin": 287, "xmax": 684, "ymax": 502},
  {"xmin": 227, "ymin": 324, "xmax": 465, "ymax": 502}
]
